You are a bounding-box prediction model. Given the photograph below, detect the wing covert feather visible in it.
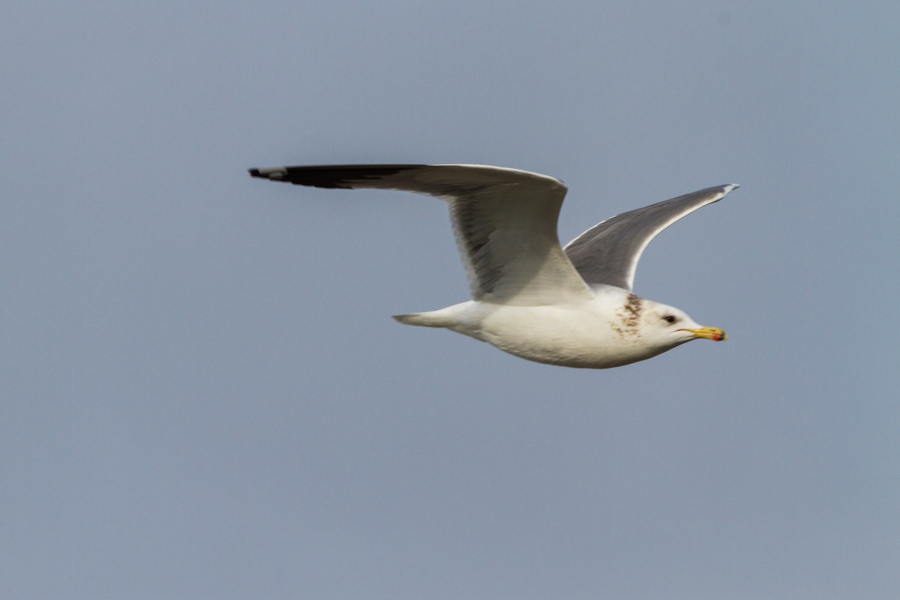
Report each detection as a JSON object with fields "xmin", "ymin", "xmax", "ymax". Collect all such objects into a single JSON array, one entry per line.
[
  {"xmin": 563, "ymin": 184, "xmax": 738, "ymax": 291},
  {"xmin": 250, "ymin": 164, "xmax": 593, "ymax": 305}
]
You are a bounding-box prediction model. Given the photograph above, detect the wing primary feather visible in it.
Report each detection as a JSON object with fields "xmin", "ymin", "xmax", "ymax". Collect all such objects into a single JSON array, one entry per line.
[
  {"xmin": 563, "ymin": 184, "xmax": 739, "ymax": 291},
  {"xmin": 249, "ymin": 165, "xmax": 425, "ymax": 189},
  {"xmin": 249, "ymin": 164, "xmax": 593, "ymax": 305}
]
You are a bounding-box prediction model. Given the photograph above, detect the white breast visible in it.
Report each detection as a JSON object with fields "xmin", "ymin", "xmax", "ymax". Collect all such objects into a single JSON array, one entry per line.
[{"xmin": 452, "ymin": 291, "xmax": 666, "ymax": 368}]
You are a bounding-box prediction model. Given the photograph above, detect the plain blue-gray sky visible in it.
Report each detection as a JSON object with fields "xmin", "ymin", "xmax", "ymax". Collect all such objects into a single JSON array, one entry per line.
[{"xmin": 2, "ymin": 2, "xmax": 899, "ymax": 598}]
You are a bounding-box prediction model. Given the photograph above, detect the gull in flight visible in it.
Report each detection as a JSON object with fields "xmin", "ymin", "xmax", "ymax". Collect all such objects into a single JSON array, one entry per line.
[{"xmin": 249, "ymin": 164, "xmax": 736, "ymax": 368}]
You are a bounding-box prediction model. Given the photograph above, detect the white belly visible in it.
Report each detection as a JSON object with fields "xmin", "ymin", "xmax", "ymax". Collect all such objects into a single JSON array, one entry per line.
[{"xmin": 446, "ymin": 300, "xmax": 668, "ymax": 369}]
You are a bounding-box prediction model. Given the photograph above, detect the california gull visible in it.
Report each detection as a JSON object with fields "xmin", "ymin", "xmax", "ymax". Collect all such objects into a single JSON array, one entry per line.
[{"xmin": 249, "ymin": 164, "xmax": 736, "ymax": 368}]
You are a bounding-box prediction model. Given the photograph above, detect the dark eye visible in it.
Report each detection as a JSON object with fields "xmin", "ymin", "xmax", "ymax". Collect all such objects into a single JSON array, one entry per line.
[{"xmin": 663, "ymin": 315, "xmax": 677, "ymax": 324}]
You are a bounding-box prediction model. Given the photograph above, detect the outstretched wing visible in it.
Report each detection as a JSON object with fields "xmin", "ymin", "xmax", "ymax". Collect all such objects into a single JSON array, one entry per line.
[
  {"xmin": 563, "ymin": 184, "xmax": 739, "ymax": 291},
  {"xmin": 250, "ymin": 164, "xmax": 593, "ymax": 305}
]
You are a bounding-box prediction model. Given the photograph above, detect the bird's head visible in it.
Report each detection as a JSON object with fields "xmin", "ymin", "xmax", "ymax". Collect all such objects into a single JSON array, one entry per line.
[{"xmin": 639, "ymin": 299, "xmax": 728, "ymax": 349}]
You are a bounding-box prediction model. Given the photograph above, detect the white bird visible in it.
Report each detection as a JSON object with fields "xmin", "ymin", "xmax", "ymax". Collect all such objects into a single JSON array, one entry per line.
[{"xmin": 249, "ymin": 164, "xmax": 736, "ymax": 368}]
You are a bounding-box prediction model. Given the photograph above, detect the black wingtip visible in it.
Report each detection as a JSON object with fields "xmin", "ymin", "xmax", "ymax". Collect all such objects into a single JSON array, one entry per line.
[
  {"xmin": 248, "ymin": 167, "xmax": 288, "ymax": 181},
  {"xmin": 248, "ymin": 164, "xmax": 424, "ymax": 188}
]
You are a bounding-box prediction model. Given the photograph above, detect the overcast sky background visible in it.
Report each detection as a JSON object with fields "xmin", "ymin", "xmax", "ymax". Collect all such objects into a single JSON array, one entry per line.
[{"xmin": 2, "ymin": 2, "xmax": 899, "ymax": 599}]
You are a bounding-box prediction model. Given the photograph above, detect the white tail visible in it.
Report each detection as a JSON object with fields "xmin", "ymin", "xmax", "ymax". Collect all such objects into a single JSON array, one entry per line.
[
  {"xmin": 392, "ymin": 302, "xmax": 474, "ymax": 332},
  {"xmin": 392, "ymin": 312, "xmax": 448, "ymax": 328}
]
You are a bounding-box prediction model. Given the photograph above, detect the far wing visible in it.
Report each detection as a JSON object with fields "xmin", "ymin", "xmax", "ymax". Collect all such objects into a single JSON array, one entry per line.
[
  {"xmin": 250, "ymin": 164, "xmax": 593, "ymax": 305},
  {"xmin": 563, "ymin": 184, "xmax": 738, "ymax": 291}
]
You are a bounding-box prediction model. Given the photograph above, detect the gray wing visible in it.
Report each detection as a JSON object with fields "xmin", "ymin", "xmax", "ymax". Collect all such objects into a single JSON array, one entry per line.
[
  {"xmin": 563, "ymin": 184, "xmax": 739, "ymax": 291},
  {"xmin": 250, "ymin": 164, "xmax": 593, "ymax": 305}
]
